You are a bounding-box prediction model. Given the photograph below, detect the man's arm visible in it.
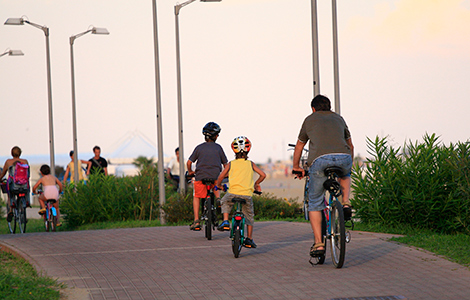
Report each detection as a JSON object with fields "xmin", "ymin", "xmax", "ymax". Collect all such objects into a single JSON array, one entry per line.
[
  {"xmin": 293, "ymin": 140, "xmax": 307, "ymax": 178},
  {"xmin": 346, "ymin": 138, "xmax": 354, "ymax": 159}
]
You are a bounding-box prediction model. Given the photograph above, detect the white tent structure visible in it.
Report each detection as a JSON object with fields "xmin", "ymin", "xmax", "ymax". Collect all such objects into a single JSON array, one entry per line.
[{"xmin": 106, "ymin": 130, "xmax": 164, "ymax": 177}]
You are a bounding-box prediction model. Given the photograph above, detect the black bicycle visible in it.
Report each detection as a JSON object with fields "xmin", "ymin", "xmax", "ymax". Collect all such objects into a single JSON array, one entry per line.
[
  {"xmin": 288, "ymin": 143, "xmax": 309, "ymax": 220},
  {"xmin": 5, "ymin": 186, "xmax": 28, "ymax": 234}
]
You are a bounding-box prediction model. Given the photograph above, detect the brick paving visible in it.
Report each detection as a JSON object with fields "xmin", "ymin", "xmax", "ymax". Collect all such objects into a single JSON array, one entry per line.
[{"xmin": 1, "ymin": 221, "xmax": 469, "ymax": 299}]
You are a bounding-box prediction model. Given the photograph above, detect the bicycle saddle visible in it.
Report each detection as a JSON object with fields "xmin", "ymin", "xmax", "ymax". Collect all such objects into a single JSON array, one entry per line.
[
  {"xmin": 323, "ymin": 166, "xmax": 344, "ymax": 178},
  {"xmin": 201, "ymin": 178, "xmax": 216, "ymax": 185},
  {"xmin": 232, "ymin": 198, "xmax": 246, "ymax": 204}
]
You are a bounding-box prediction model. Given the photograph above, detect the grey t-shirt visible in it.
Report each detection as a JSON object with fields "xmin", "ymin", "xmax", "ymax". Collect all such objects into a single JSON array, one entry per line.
[
  {"xmin": 298, "ymin": 111, "xmax": 351, "ymax": 166},
  {"xmin": 188, "ymin": 142, "xmax": 228, "ymax": 181}
]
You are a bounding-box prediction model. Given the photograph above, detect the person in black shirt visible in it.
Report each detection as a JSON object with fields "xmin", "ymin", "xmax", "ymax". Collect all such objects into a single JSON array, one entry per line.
[{"xmin": 87, "ymin": 146, "xmax": 108, "ymax": 176}]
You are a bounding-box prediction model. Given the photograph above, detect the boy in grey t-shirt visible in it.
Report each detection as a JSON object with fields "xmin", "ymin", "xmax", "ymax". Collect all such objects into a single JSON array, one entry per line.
[{"xmin": 187, "ymin": 122, "xmax": 228, "ymax": 231}]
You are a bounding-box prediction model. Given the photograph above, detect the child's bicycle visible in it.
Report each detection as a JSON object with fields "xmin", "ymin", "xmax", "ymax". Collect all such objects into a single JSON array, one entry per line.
[
  {"xmin": 186, "ymin": 174, "xmax": 219, "ymax": 240},
  {"xmin": 230, "ymin": 190, "xmax": 262, "ymax": 258},
  {"xmin": 34, "ymin": 190, "xmax": 59, "ymax": 232},
  {"xmin": 2, "ymin": 180, "xmax": 28, "ymax": 234}
]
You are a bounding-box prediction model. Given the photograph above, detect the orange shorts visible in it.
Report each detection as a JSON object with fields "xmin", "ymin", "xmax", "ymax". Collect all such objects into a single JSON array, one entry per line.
[{"xmin": 193, "ymin": 180, "xmax": 214, "ymax": 198}]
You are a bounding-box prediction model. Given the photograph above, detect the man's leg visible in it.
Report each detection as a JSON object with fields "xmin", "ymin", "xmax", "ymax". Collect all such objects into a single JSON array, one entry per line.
[
  {"xmin": 309, "ymin": 210, "xmax": 324, "ymax": 249},
  {"xmin": 338, "ymin": 176, "xmax": 351, "ymax": 206}
]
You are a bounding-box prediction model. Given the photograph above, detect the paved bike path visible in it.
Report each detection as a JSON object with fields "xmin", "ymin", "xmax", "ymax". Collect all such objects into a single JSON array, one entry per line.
[{"xmin": 1, "ymin": 221, "xmax": 469, "ymax": 300}]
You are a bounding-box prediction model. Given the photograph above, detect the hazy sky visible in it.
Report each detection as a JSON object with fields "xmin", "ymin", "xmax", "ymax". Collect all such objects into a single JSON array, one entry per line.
[{"xmin": 1, "ymin": 0, "xmax": 470, "ymax": 165}]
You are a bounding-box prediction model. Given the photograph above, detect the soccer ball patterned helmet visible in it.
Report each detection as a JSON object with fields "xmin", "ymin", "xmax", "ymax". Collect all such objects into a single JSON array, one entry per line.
[{"xmin": 231, "ymin": 136, "xmax": 252, "ymax": 154}]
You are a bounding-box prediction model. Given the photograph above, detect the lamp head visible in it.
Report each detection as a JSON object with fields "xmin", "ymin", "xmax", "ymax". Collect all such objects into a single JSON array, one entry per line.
[
  {"xmin": 92, "ymin": 27, "xmax": 109, "ymax": 35},
  {"xmin": 9, "ymin": 50, "xmax": 24, "ymax": 56},
  {"xmin": 4, "ymin": 18, "xmax": 25, "ymax": 25}
]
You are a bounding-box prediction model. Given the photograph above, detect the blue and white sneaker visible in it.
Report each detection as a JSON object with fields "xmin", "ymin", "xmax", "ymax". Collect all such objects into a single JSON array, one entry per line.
[{"xmin": 217, "ymin": 220, "xmax": 230, "ymax": 231}]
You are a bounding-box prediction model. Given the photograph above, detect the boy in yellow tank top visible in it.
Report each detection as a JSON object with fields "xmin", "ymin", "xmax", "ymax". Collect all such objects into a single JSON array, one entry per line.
[{"xmin": 216, "ymin": 136, "xmax": 266, "ymax": 248}]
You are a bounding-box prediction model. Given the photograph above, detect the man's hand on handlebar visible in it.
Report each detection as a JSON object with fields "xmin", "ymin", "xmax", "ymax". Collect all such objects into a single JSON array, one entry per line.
[{"xmin": 292, "ymin": 167, "xmax": 305, "ymax": 179}]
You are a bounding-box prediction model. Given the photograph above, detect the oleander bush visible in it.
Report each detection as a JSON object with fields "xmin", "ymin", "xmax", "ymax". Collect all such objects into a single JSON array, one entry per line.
[
  {"xmin": 61, "ymin": 167, "xmax": 164, "ymax": 228},
  {"xmin": 61, "ymin": 166, "xmax": 301, "ymax": 228},
  {"xmin": 351, "ymin": 134, "xmax": 470, "ymax": 234}
]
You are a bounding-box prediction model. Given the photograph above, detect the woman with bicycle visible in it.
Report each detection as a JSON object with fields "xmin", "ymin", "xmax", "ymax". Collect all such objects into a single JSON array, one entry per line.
[
  {"xmin": 32, "ymin": 165, "xmax": 63, "ymax": 226},
  {"xmin": 292, "ymin": 95, "xmax": 354, "ymax": 257},
  {"xmin": 216, "ymin": 136, "xmax": 266, "ymax": 248}
]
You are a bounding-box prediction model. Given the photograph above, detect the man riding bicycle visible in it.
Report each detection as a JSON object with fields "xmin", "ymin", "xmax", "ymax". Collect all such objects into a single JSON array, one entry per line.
[{"xmin": 292, "ymin": 95, "xmax": 354, "ymax": 257}]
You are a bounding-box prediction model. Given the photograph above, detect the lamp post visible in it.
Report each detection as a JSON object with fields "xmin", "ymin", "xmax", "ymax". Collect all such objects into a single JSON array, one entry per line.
[
  {"xmin": 175, "ymin": 0, "xmax": 222, "ymax": 194},
  {"xmin": 310, "ymin": 0, "xmax": 320, "ymax": 96},
  {"xmin": 0, "ymin": 49, "xmax": 24, "ymax": 58},
  {"xmin": 331, "ymin": 0, "xmax": 341, "ymax": 114},
  {"xmin": 70, "ymin": 27, "xmax": 109, "ymax": 183},
  {"xmin": 152, "ymin": 0, "xmax": 167, "ymax": 224},
  {"xmin": 5, "ymin": 17, "xmax": 56, "ymax": 175}
]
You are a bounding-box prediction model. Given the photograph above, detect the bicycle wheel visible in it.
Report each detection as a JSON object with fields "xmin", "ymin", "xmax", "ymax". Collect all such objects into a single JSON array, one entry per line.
[
  {"xmin": 17, "ymin": 199, "xmax": 27, "ymax": 233},
  {"xmin": 329, "ymin": 199, "xmax": 346, "ymax": 268},
  {"xmin": 204, "ymin": 198, "xmax": 212, "ymax": 240},
  {"xmin": 45, "ymin": 206, "xmax": 50, "ymax": 232},
  {"xmin": 7, "ymin": 197, "xmax": 17, "ymax": 234},
  {"xmin": 303, "ymin": 179, "xmax": 309, "ymax": 220},
  {"xmin": 232, "ymin": 224, "xmax": 242, "ymax": 258},
  {"xmin": 51, "ymin": 215, "xmax": 57, "ymax": 232}
]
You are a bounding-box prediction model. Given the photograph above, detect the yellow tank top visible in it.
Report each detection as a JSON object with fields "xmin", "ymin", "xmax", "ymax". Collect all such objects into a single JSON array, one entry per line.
[
  {"xmin": 68, "ymin": 161, "xmax": 84, "ymax": 182},
  {"xmin": 228, "ymin": 159, "xmax": 254, "ymax": 196}
]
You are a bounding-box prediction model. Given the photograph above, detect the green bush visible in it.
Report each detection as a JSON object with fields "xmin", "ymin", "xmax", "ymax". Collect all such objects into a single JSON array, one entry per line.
[
  {"xmin": 253, "ymin": 193, "xmax": 301, "ymax": 219},
  {"xmin": 352, "ymin": 134, "xmax": 470, "ymax": 234},
  {"xmin": 61, "ymin": 168, "xmax": 161, "ymax": 228}
]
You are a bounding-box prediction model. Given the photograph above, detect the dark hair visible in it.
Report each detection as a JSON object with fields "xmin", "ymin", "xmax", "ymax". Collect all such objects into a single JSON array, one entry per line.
[
  {"xmin": 40, "ymin": 164, "xmax": 51, "ymax": 175},
  {"xmin": 69, "ymin": 150, "xmax": 74, "ymax": 157},
  {"xmin": 11, "ymin": 146, "xmax": 21, "ymax": 158},
  {"xmin": 175, "ymin": 147, "xmax": 179, "ymax": 153},
  {"xmin": 311, "ymin": 94, "xmax": 331, "ymax": 111},
  {"xmin": 93, "ymin": 146, "xmax": 101, "ymax": 152},
  {"xmin": 235, "ymin": 152, "xmax": 248, "ymax": 159}
]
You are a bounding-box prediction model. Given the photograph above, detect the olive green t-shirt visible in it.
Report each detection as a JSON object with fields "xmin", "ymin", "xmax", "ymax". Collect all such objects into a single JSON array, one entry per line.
[{"xmin": 298, "ymin": 111, "xmax": 351, "ymax": 166}]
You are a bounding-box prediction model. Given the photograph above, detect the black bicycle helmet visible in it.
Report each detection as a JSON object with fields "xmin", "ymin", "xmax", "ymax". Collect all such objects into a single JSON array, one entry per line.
[{"xmin": 202, "ymin": 122, "xmax": 221, "ymax": 138}]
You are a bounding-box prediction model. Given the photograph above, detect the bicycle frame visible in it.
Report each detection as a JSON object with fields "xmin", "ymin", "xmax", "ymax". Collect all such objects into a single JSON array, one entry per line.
[
  {"xmin": 201, "ymin": 179, "xmax": 217, "ymax": 240},
  {"xmin": 230, "ymin": 198, "xmax": 246, "ymax": 258},
  {"xmin": 44, "ymin": 199, "xmax": 58, "ymax": 232},
  {"xmin": 8, "ymin": 191, "xmax": 27, "ymax": 234}
]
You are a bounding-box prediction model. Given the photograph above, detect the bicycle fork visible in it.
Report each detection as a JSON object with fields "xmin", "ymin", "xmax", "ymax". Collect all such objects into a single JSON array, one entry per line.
[{"xmin": 231, "ymin": 214, "xmax": 245, "ymax": 243}]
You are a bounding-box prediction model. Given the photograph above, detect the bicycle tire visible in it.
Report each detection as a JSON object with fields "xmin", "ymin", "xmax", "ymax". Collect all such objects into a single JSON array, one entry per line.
[
  {"xmin": 51, "ymin": 215, "xmax": 57, "ymax": 232},
  {"xmin": 205, "ymin": 198, "xmax": 212, "ymax": 240},
  {"xmin": 330, "ymin": 199, "xmax": 346, "ymax": 268},
  {"xmin": 45, "ymin": 206, "xmax": 50, "ymax": 232},
  {"xmin": 303, "ymin": 179, "xmax": 309, "ymax": 220},
  {"xmin": 7, "ymin": 197, "xmax": 18, "ymax": 234},
  {"xmin": 232, "ymin": 224, "xmax": 242, "ymax": 258},
  {"xmin": 18, "ymin": 199, "xmax": 27, "ymax": 233},
  {"xmin": 8, "ymin": 209, "xmax": 17, "ymax": 234}
]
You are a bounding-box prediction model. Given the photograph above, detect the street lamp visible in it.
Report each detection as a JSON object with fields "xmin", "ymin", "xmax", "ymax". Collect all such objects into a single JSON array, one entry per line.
[
  {"xmin": 311, "ymin": 0, "xmax": 320, "ymax": 97},
  {"xmin": 331, "ymin": 0, "xmax": 341, "ymax": 114},
  {"xmin": 152, "ymin": 0, "xmax": 167, "ymax": 224},
  {"xmin": 70, "ymin": 26, "xmax": 109, "ymax": 183},
  {"xmin": 0, "ymin": 49, "xmax": 24, "ymax": 58},
  {"xmin": 5, "ymin": 17, "xmax": 56, "ymax": 175},
  {"xmin": 175, "ymin": 0, "xmax": 222, "ymax": 194}
]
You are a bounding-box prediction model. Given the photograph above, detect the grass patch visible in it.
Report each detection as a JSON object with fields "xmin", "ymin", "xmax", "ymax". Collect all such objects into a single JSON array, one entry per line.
[
  {"xmin": 391, "ymin": 233, "xmax": 470, "ymax": 267},
  {"xmin": 0, "ymin": 251, "xmax": 63, "ymax": 300},
  {"xmin": 352, "ymin": 221, "xmax": 470, "ymax": 268}
]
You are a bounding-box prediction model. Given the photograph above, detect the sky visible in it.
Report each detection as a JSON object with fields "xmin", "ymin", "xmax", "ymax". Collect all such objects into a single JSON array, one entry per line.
[{"xmin": 1, "ymin": 0, "xmax": 470, "ymax": 166}]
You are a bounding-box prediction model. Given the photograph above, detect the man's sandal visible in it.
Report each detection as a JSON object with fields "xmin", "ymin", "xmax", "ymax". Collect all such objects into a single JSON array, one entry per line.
[
  {"xmin": 343, "ymin": 205, "xmax": 352, "ymax": 221},
  {"xmin": 310, "ymin": 243, "xmax": 325, "ymax": 257},
  {"xmin": 190, "ymin": 220, "xmax": 202, "ymax": 231}
]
